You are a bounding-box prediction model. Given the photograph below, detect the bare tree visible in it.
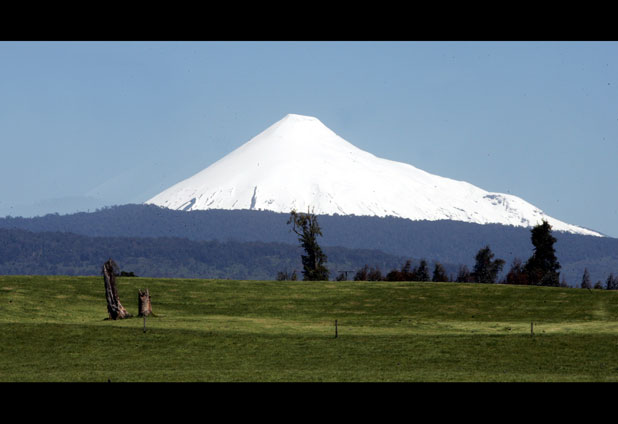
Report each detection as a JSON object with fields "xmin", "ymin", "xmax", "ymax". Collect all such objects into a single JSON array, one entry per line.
[
  {"xmin": 102, "ymin": 259, "xmax": 131, "ymax": 320},
  {"xmin": 138, "ymin": 289, "xmax": 153, "ymax": 317}
]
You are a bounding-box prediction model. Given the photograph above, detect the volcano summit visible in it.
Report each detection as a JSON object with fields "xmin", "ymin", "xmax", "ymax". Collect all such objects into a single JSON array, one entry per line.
[{"xmin": 146, "ymin": 114, "xmax": 601, "ymax": 237}]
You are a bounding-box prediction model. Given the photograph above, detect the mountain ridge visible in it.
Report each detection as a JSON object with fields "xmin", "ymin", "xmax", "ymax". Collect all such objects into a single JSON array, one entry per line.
[{"xmin": 146, "ymin": 114, "xmax": 601, "ymax": 237}]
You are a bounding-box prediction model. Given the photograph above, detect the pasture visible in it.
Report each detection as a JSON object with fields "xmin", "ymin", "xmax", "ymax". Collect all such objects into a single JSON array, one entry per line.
[{"xmin": 2, "ymin": 275, "xmax": 618, "ymax": 382}]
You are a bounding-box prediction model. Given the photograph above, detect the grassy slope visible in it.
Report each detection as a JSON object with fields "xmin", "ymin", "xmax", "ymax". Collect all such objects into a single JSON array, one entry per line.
[{"xmin": 1, "ymin": 275, "xmax": 618, "ymax": 382}]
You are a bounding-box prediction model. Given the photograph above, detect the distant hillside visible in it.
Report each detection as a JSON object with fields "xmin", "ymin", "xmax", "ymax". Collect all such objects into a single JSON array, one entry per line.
[
  {"xmin": 1, "ymin": 204, "xmax": 617, "ymax": 285},
  {"xmin": 0, "ymin": 228, "xmax": 417, "ymax": 280}
]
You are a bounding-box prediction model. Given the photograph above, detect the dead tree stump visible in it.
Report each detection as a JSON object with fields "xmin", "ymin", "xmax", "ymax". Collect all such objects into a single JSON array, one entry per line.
[
  {"xmin": 138, "ymin": 289, "xmax": 153, "ymax": 317},
  {"xmin": 102, "ymin": 259, "xmax": 131, "ymax": 320}
]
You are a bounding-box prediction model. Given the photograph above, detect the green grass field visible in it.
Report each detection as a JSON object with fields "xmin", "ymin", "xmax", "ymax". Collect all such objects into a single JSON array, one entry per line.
[{"xmin": 2, "ymin": 274, "xmax": 618, "ymax": 382}]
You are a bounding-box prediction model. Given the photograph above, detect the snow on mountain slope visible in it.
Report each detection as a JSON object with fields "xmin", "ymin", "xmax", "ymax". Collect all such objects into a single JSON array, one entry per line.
[{"xmin": 146, "ymin": 114, "xmax": 602, "ymax": 237}]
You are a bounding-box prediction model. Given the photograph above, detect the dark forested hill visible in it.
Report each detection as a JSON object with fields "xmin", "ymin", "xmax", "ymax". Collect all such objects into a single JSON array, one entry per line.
[
  {"xmin": 1, "ymin": 204, "xmax": 617, "ymax": 284},
  {"xmin": 0, "ymin": 228, "xmax": 415, "ymax": 280}
]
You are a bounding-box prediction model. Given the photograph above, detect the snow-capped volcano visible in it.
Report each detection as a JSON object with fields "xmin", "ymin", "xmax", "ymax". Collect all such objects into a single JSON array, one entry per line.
[{"xmin": 146, "ymin": 114, "xmax": 602, "ymax": 237}]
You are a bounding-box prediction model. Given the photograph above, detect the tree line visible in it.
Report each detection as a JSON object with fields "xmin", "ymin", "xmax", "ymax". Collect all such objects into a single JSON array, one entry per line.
[
  {"xmin": 4, "ymin": 203, "xmax": 618, "ymax": 285},
  {"xmin": 579, "ymin": 268, "xmax": 618, "ymax": 290},
  {"xmin": 287, "ymin": 210, "xmax": 618, "ymax": 289},
  {"xmin": 351, "ymin": 246, "xmax": 507, "ymax": 284}
]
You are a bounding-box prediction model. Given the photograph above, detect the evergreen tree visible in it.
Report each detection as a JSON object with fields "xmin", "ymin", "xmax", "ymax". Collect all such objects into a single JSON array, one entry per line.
[
  {"xmin": 287, "ymin": 209, "xmax": 329, "ymax": 281},
  {"xmin": 580, "ymin": 268, "xmax": 591, "ymax": 289},
  {"xmin": 385, "ymin": 259, "xmax": 417, "ymax": 281},
  {"xmin": 524, "ymin": 220, "xmax": 561, "ymax": 286},
  {"xmin": 432, "ymin": 262, "xmax": 449, "ymax": 282},
  {"xmin": 456, "ymin": 264, "xmax": 472, "ymax": 283},
  {"xmin": 354, "ymin": 265, "xmax": 383, "ymax": 281},
  {"xmin": 605, "ymin": 273, "xmax": 618, "ymax": 290},
  {"xmin": 401, "ymin": 259, "xmax": 414, "ymax": 280},
  {"xmin": 504, "ymin": 258, "xmax": 529, "ymax": 285},
  {"xmin": 472, "ymin": 245, "xmax": 505, "ymax": 284},
  {"xmin": 414, "ymin": 259, "xmax": 430, "ymax": 282}
]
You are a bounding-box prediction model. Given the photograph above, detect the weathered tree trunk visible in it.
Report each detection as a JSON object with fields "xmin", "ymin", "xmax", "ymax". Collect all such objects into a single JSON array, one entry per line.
[
  {"xmin": 102, "ymin": 259, "xmax": 131, "ymax": 320},
  {"xmin": 138, "ymin": 289, "xmax": 153, "ymax": 317}
]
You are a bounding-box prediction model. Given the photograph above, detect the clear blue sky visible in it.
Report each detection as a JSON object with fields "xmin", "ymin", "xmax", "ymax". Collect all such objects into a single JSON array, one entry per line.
[{"xmin": 1, "ymin": 41, "xmax": 617, "ymax": 237}]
